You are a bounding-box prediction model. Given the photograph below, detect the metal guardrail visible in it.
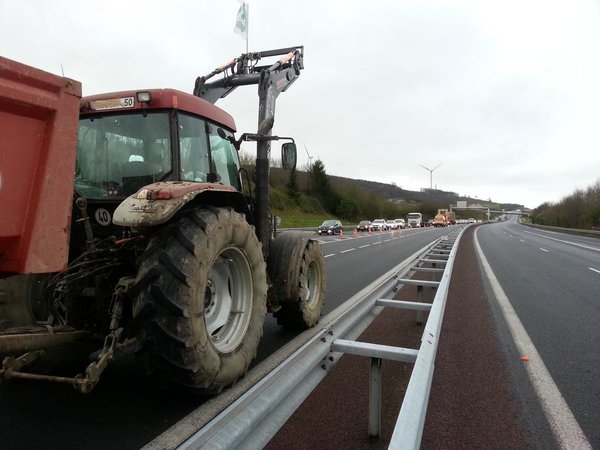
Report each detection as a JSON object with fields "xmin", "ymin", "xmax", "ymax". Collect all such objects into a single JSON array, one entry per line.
[
  {"xmin": 524, "ymin": 222, "xmax": 600, "ymax": 237},
  {"xmin": 389, "ymin": 226, "xmax": 465, "ymax": 448},
  {"xmin": 169, "ymin": 227, "xmax": 466, "ymax": 449}
]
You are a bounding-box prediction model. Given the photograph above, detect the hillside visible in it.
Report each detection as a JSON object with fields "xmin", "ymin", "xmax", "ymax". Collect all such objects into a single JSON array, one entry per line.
[{"xmin": 270, "ymin": 167, "xmax": 525, "ymax": 213}]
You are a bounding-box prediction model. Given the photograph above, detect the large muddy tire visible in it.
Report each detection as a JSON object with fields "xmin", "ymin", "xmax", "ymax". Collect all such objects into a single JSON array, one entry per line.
[
  {"xmin": 0, "ymin": 275, "xmax": 47, "ymax": 330},
  {"xmin": 133, "ymin": 207, "xmax": 267, "ymax": 393},
  {"xmin": 268, "ymin": 232, "xmax": 327, "ymax": 329}
]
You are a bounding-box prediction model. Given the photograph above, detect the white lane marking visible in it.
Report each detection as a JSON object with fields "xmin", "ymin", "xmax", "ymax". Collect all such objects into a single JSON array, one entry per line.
[
  {"xmin": 540, "ymin": 248, "xmax": 549, "ymax": 253},
  {"xmin": 324, "ymin": 254, "xmax": 335, "ymax": 258},
  {"xmin": 359, "ymin": 244, "xmax": 371, "ymax": 249},
  {"xmin": 474, "ymin": 229, "xmax": 592, "ymax": 450},
  {"xmin": 373, "ymin": 242, "xmax": 382, "ymax": 245},
  {"xmin": 589, "ymin": 267, "xmax": 600, "ymax": 275},
  {"xmin": 523, "ymin": 230, "xmax": 600, "ymax": 252},
  {"xmin": 520, "ymin": 239, "xmax": 525, "ymax": 243},
  {"xmin": 384, "ymin": 239, "xmax": 391, "ymax": 243},
  {"xmin": 340, "ymin": 248, "xmax": 355, "ymax": 254}
]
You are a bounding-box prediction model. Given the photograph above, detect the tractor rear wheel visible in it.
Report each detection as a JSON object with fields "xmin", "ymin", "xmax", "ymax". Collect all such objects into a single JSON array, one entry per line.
[
  {"xmin": 134, "ymin": 207, "xmax": 267, "ymax": 393},
  {"xmin": 0, "ymin": 274, "xmax": 47, "ymax": 330}
]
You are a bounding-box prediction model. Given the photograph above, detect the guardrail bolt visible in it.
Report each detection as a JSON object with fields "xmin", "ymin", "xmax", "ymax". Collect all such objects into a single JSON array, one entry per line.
[
  {"xmin": 321, "ymin": 364, "xmax": 327, "ymax": 370},
  {"xmin": 328, "ymin": 356, "xmax": 334, "ymax": 362},
  {"xmin": 321, "ymin": 337, "xmax": 327, "ymax": 342}
]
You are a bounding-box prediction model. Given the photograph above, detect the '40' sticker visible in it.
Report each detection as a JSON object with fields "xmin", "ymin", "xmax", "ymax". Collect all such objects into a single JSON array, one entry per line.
[{"xmin": 95, "ymin": 208, "xmax": 111, "ymax": 226}]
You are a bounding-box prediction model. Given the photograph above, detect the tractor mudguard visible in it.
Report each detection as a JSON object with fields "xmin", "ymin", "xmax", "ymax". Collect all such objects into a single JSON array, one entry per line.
[{"xmin": 113, "ymin": 181, "xmax": 238, "ymax": 227}]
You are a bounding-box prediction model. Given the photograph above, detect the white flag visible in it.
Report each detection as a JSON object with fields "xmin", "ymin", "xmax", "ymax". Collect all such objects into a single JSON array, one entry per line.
[{"xmin": 234, "ymin": 1, "xmax": 249, "ymax": 40}]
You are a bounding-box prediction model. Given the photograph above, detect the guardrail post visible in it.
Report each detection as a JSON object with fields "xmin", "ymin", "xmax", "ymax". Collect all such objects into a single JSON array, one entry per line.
[
  {"xmin": 416, "ymin": 285, "xmax": 424, "ymax": 324},
  {"xmin": 368, "ymin": 357, "xmax": 382, "ymax": 438}
]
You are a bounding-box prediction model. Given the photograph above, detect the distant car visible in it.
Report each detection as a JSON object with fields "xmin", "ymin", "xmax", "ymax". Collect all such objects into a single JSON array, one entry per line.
[
  {"xmin": 317, "ymin": 219, "xmax": 343, "ymax": 235},
  {"xmin": 394, "ymin": 219, "xmax": 405, "ymax": 229},
  {"xmin": 386, "ymin": 220, "xmax": 399, "ymax": 230},
  {"xmin": 467, "ymin": 218, "xmax": 476, "ymax": 224},
  {"xmin": 356, "ymin": 220, "xmax": 371, "ymax": 232},
  {"xmin": 426, "ymin": 219, "xmax": 434, "ymax": 227},
  {"xmin": 371, "ymin": 219, "xmax": 388, "ymax": 231}
]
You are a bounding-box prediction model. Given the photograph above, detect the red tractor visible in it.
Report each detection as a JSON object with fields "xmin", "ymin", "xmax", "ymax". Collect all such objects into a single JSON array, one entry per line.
[{"xmin": 0, "ymin": 46, "xmax": 327, "ymax": 393}]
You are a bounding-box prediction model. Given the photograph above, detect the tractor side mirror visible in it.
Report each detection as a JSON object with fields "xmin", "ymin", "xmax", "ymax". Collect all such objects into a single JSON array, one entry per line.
[
  {"xmin": 217, "ymin": 127, "xmax": 240, "ymax": 149},
  {"xmin": 281, "ymin": 142, "xmax": 297, "ymax": 170}
]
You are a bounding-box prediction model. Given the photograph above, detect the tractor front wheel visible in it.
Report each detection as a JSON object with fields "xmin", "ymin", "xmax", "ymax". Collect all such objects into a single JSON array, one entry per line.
[{"xmin": 268, "ymin": 232, "xmax": 327, "ymax": 329}]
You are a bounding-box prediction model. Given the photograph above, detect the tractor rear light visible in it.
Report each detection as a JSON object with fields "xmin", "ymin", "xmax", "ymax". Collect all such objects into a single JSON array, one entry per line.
[
  {"xmin": 154, "ymin": 190, "xmax": 172, "ymax": 200},
  {"xmin": 135, "ymin": 189, "xmax": 171, "ymax": 200}
]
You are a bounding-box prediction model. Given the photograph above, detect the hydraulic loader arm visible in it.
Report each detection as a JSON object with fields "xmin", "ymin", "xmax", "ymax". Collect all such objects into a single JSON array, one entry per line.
[
  {"xmin": 193, "ymin": 46, "xmax": 304, "ymax": 258},
  {"xmin": 193, "ymin": 46, "xmax": 304, "ymax": 104}
]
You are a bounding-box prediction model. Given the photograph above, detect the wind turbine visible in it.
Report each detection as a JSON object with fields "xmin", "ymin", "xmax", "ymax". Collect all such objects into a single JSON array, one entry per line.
[
  {"xmin": 304, "ymin": 145, "xmax": 314, "ymax": 168},
  {"xmin": 419, "ymin": 163, "xmax": 442, "ymax": 189}
]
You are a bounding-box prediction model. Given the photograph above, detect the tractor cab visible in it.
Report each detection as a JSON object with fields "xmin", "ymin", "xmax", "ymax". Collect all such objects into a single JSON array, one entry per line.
[
  {"xmin": 77, "ymin": 89, "xmax": 242, "ymax": 199},
  {"xmin": 75, "ymin": 89, "xmax": 243, "ymax": 238}
]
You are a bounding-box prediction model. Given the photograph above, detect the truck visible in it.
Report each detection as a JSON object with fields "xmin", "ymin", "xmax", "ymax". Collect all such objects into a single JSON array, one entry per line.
[
  {"xmin": 0, "ymin": 46, "xmax": 327, "ymax": 394},
  {"xmin": 407, "ymin": 212, "xmax": 423, "ymax": 228}
]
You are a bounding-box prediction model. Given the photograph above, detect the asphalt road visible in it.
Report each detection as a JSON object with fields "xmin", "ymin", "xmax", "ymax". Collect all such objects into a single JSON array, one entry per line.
[
  {"xmin": 475, "ymin": 218, "xmax": 600, "ymax": 448},
  {"xmin": 0, "ymin": 226, "xmax": 451, "ymax": 450},
  {"xmin": 312, "ymin": 225, "xmax": 453, "ymax": 313}
]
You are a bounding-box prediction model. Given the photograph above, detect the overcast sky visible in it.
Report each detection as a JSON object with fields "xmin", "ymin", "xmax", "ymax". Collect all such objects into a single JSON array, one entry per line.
[{"xmin": 2, "ymin": 0, "xmax": 599, "ymax": 208}]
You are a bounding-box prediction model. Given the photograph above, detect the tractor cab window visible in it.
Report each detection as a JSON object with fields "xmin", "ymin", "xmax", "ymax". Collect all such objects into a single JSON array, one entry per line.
[
  {"xmin": 178, "ymin": 114, "xmax": 241, "ymax": 190},
  {"xmin": 76, "ymin": 112, "xmax": 172, "ymax": 198},
  {"xmin": 208, "ymin": 125, "xmax": 241, "ymax": 191},
  {"xmin": 178, "ymin": 113, "xmax": 210, "ymax": 182}
]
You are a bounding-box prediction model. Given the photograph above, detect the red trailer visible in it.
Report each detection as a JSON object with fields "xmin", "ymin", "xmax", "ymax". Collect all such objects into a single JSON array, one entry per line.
[{"xmin": 0, "ymin": 56, "xmax": 81, "ymax": 275}]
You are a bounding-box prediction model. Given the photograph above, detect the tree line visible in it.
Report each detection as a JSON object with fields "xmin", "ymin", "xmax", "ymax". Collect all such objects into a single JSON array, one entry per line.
[{"xmin": 532, "ymin": 179, "xmax": 600, "ymax": 230}]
